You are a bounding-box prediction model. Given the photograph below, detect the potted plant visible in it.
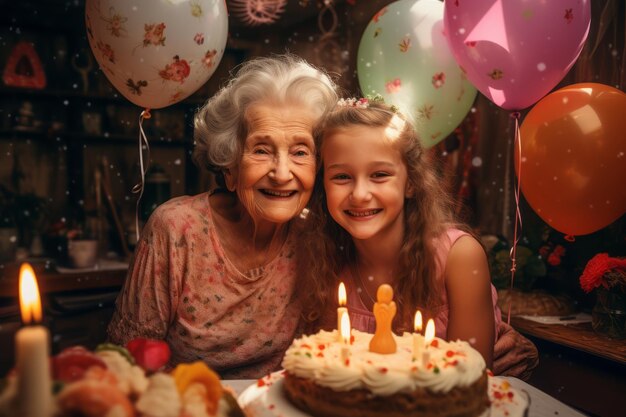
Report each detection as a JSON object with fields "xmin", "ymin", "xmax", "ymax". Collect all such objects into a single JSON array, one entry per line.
[
  {"xmin": 483, "ymin": 228, "xmax": 574, "ymax": 317},
  {"xmin": 580, "ymin": 253, "xmax": 626, "ymax": 339},
  {"xmin": 45, "ymin": 219, "xmax": 99, "ymax": 268},
  {"xmin": 66, "ymin": 226, "xmax": 99, "ymax": 269}
]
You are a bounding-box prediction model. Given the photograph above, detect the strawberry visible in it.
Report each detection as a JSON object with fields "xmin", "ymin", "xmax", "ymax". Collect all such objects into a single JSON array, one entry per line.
[
  {"xmin": 126, "ymin": 338, "xmax": 171, "ymax": 372},
  {"xmin": 52, "ymin": 346, "xmax": 107, "ymax": 383}
]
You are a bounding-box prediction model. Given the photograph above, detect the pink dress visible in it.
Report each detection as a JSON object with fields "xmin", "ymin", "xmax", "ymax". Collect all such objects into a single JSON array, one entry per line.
[
  {"xmin": 323, "ymin": 229, "xmax": 501, "ymax": 340},
  {"xmin": 107, "ymin": 193, "xmax": 302, "ymax": 379}
]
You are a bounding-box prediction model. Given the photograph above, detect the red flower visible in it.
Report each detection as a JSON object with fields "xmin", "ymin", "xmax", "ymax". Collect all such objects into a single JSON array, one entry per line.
[
  {"xmin": 159, "ymin": 55, "xmax": 191, "ymax": 83},
  {"xmin": 579, "ymin": 253, "xmax": 626, "ymax": 293},
  {"xmin": 547, "ymin": 253, "xmax": 561, "ymax": 266},
  {"xmin": 552, "ymin": 245, "xmax": 566, "ymax": 257},
  {"xmin": 432, "ymin": 72, "xmax": 445, "ymax": 89}
]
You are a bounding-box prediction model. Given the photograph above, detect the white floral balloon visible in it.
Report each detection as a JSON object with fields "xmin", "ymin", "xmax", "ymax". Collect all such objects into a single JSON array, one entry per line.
[{"xmin": 85, "ymin": 0, "xmax": 228, "ymax": 109}]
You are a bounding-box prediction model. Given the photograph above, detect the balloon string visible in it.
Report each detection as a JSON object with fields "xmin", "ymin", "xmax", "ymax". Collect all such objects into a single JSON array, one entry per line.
[
  {"xmin": 507, "ymin": 111, "xmax": 523, "ymax": 325},
  {"xmin": 318, "ymin": 0, "xmax": 338, "ymax": 40},
  {"xmin": 132, "ymin": 109, "xmax": 152, "ymax": 243}
]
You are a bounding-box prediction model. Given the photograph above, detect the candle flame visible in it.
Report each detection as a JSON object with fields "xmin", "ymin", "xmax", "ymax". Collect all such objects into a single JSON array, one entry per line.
[
  {"xmin": 338, "ymin": 282, "xmax": 347, "ymax": 306},
  {"xmin": 414, "ymin": 310, "xmax": 422, "ymax": 332},
  {"xmin": 19, "ymin": 263, "xmax": 42, "ymax": 324},
  {"xmin": 340, "ymin": 311, "xmax": 351, "ymax": 344},
  {"xmin": 424, "ymin": 319, "xmax": 435, "ymax": 345}
]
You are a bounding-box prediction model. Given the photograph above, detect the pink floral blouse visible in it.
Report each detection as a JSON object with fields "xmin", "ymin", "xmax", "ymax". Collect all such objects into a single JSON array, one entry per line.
[
  {"xmin": 318, "ymin": 229, "xmax": 502, "ymax": 340},
  {"xmin": 107, "ymin": 193, "xmax": 302, "ymax": 379}
]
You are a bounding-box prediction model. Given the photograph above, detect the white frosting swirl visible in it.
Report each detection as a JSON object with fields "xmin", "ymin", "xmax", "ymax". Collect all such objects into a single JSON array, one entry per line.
[
  {"xmin": 135, "ymin": 373, "xmax": 181, "ymax": 417},
  {"xmin": 96, "ymin": 350, "xmax": 149, "ymax": 395},
  {"xmin": 282, "ymin": 329, "xmax": 485, "ymax": 396}
]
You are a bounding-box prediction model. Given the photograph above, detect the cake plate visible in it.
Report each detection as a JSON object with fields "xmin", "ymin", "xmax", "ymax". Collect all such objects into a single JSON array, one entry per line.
[{"xmin": 238, "ymin": 371, "xmax": 529, "ymax": 417}]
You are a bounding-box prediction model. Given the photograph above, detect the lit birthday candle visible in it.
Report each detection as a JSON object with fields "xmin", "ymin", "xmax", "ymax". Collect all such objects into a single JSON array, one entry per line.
[
  {"xmin": 15, "ymin": 263, "xmax": 52, "ymax": 417},
  {"xmin": 337, "ymin": 282, "xmax": 347, "ymax": 342},
  {"xmin": 422, "ymin": 318, "xmax": 435, "ymax": 368},
  {"xmin": 340, "ymin": 311, "xmax": 351, "ymax": 365},
  {"xmin": 412, "ymin": 310, "xmax": 423, "ymax": 361}
]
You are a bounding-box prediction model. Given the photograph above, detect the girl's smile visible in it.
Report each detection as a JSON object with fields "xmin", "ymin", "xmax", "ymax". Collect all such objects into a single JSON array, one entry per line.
[{"xmin": 345, "ymin": 208, "xmax": 383, "ymax": 219}]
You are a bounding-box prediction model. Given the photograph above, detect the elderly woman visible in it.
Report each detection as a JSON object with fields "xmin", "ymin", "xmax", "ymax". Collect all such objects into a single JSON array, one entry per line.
[{"xmin": 108, "ymin": 55, "xmax": 338, "ymax": 378}]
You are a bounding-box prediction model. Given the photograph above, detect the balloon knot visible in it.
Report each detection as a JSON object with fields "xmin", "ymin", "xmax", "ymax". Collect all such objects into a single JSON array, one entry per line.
[
  {"xmin": 564, "ymin": 234, "xmax": 576, "ymax": 242},
  {"xmin": 141, "ymin": 109, "xmax": 152, "ymax": 119},
  {"xmin": 509, "ymin": 111, "xmax": 521, "ymax": 119}
]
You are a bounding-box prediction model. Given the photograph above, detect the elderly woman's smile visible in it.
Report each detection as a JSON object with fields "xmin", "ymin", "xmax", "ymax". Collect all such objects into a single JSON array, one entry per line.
[{"xmin": 226, "ymin": 102, "xmax": 317, "ymax": 225}]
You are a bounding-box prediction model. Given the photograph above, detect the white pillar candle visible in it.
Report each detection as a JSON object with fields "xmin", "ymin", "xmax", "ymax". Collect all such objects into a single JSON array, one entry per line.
[
  {"xmin": 16, "ymin": 326, "xmax": 52, "ymax": 416},
  {"xmin": 16, "ymin": 263, "xmax": 52, "ymax": 417}
]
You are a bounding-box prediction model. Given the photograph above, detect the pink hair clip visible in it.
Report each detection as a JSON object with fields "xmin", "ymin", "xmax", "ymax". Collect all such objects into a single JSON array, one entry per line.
[{"xmin": 337, "ymin": 97, "xmax": 370, "ymax": 109}]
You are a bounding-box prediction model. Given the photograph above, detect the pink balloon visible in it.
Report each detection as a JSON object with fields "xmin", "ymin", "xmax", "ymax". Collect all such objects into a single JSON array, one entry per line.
[{"xmin": 443, "ymin": 0, "xmax": 590, "ymax": 111}]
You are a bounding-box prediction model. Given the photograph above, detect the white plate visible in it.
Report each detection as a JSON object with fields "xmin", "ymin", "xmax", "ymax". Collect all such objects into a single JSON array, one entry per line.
[
  {"xmin": 239, "ymin": 372, "xmax": 308, "ymax": 417},
  {"xmin": 238, "ymin": 371, "xmax": 529, "ymax": 417}
]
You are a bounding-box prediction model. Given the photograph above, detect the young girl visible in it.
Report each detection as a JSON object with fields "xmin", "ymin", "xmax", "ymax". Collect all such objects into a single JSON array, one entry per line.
[{"xmin": 300, "ymin": 98, "xmax": 500, "ymax": 367}]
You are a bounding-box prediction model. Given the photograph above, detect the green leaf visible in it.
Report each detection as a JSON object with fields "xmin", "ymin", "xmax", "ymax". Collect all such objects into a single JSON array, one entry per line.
[
  {"xmin": 515, "ymin": 246, "xmax": 532, "ymax": 267},
  {"xmin": 526, "ymin": 256, "xmax": 547, "ymax": 278}
]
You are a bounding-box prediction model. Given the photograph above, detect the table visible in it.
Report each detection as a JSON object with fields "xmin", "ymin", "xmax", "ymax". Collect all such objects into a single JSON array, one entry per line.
[
  {"xmin": 510, "ymin": 316, "xmax": 626, "ymax": 365},
  {"xmin": 223, "ymin": 377, "xmax": 586, "ymax": 417},
  {"xmin": 511, "ymin": 316, "xmax": 625, "ymax": 416}
]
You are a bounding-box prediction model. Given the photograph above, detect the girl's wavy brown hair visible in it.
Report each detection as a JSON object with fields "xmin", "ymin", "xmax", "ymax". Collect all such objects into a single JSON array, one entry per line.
[{"xmin": 299, "ymin": 101, "xmax": 463, "ymax": 333}]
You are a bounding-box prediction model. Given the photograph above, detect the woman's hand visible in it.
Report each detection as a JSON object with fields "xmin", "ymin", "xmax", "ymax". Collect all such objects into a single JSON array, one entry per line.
[{"xmin": 493, "ymin": 321, "xmax": 539, "ymax": 381}]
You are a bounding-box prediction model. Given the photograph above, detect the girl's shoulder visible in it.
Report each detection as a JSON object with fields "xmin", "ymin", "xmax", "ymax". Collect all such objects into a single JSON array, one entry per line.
[
  {"xmin": 434, "ymin": 227, "xmax": 471, "ymax": 250},
  {"xmin": 433, "ymin": 226, "xmax": 485, "ymax": 270}
]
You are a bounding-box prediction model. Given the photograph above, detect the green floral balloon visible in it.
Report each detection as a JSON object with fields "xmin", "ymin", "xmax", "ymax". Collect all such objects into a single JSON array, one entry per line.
[{"xmin": 357, "ymin": 0, "xmax": 477, "ymax": 148}]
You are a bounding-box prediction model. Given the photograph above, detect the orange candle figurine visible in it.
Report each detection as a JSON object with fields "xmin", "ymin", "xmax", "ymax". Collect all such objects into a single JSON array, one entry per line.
[{"xmin": 369, "ymin": 284, "xmax": 397, "ymax": 354}]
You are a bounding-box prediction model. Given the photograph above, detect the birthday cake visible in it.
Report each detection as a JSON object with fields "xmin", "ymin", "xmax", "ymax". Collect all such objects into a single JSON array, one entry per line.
[
  {"xmin": 240, "ymin": 369, "xmax": 529, "ymax": 417},
  {"xmin": 281, "ymin": 329, "xmax": 489, "ymax": 417},
  {"xmin": 0, "ymin": 339, "xmax": 247, "ymax": 417}
]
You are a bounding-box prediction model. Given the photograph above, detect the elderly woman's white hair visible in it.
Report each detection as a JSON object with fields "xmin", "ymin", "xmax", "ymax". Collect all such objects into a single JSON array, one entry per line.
[{"xmin": 193, "ymin": 54, "xmax": 338, "ymax": 181}]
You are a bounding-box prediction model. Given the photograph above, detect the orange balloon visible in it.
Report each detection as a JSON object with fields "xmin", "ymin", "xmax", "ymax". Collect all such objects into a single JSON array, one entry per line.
[{"xmin": 516, "ymin": 83, "xmax": 626, "ymax": 236}]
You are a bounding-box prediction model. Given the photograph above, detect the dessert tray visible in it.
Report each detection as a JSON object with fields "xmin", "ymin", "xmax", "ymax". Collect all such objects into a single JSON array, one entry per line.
[{"xmin": 238, "ymin": 371, "xmax": 529, "ymax": 417}]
